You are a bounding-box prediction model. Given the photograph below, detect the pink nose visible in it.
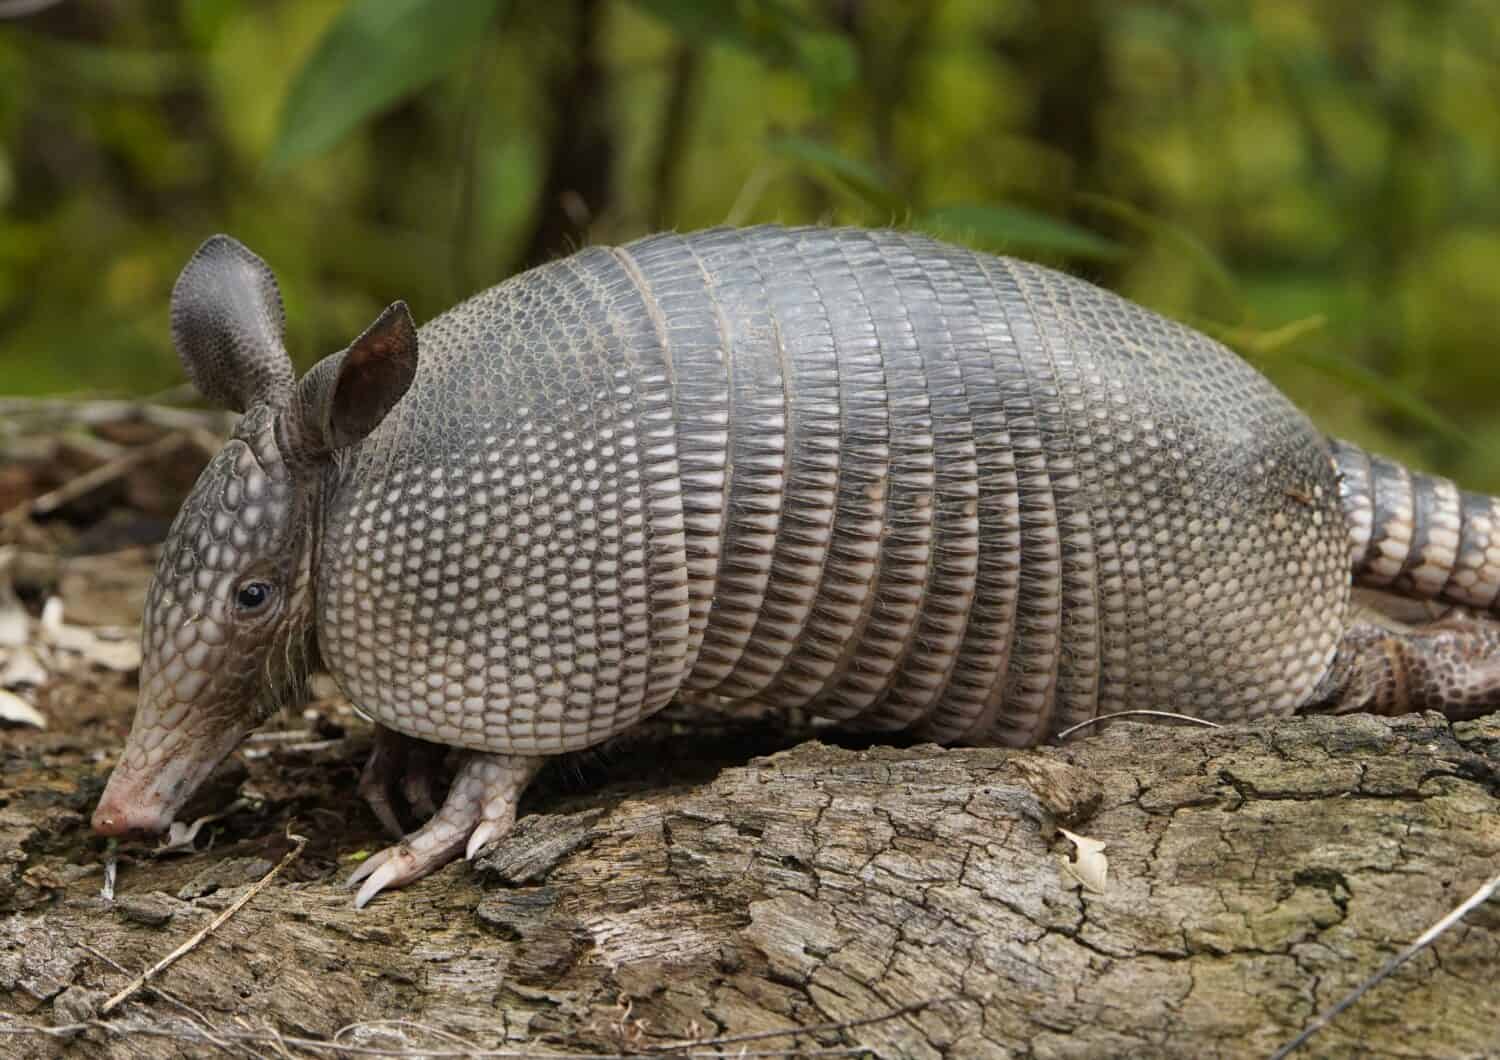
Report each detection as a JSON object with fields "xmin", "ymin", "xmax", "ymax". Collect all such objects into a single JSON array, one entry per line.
[{"xmin": 91, "ymin": 797, "xmax": 169, "ymax": 836}]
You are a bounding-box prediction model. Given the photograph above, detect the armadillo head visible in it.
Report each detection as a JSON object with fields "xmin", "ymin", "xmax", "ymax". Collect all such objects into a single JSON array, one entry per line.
[{"xmin": 92, "ymin": 235, "xmax": 418, "ymax": 838}]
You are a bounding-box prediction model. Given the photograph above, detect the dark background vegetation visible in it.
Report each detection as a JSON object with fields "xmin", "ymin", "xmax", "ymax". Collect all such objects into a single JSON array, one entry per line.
[{"xmin": 2, "ymin": 0, "xmax": 1499, "ymax": 488}]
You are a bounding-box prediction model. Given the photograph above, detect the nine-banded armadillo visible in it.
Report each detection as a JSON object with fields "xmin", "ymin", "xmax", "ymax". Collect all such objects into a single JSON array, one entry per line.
[{"xmin": 92, "ymin": 225, "xmax": 1500, "ymax": 907}]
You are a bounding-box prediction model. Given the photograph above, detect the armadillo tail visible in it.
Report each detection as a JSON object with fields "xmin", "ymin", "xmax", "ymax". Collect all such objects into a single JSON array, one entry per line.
[{"xmin": 1332, "ymin": 438, "xmax": 1500, "ymax": 610}]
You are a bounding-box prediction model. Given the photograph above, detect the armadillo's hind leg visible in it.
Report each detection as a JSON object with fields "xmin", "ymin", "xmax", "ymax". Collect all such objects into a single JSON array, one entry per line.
[
  {"xmin": 347, "ymin": 752, "xmax": 544, "ymax": 908},
  {"xmin": 357, "ymin": 727, "xmax": 450, "ymax": 838},
  {"xmin": 1305, "ymin": 616, "xmax": 1500, "ymax": 722}
]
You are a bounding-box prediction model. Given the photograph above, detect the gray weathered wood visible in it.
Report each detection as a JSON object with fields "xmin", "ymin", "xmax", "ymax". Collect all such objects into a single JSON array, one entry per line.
[{"xmin": 4, "ymin": 710, "xmax": 1498, "ymax": 1057}]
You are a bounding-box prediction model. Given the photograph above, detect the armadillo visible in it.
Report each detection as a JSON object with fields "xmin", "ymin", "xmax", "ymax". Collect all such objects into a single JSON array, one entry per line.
[{"xmin": 92, "ymin": 225, "xmax": 1500, "ymax": 906}]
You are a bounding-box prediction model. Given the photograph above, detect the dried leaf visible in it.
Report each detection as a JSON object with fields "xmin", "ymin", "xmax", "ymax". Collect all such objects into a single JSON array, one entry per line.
[
  {"xmin": 1, "ymin": 644, "xmax": 48, "ymax": 688},
  {"xmin": 0, "ymin": 688, "xmax": 46, "ymax": 729},
  {"xmin": 0, "ymin": 551, "xmax": 26, "ymax": 648},
  {"xmin": 39, "ymin": 596, "xmax": 65, "ymax": 636},
  {"xmin": 1058, "ymin": 827, "xmax": 1108, "ymax": 893},
  {"xmin": 0, "ymin": 606, "xmax": 25, "ymax": 648},
  {"xmin": 78, "ymin": 631, "xmax": 141, "ymax": 673},
  {"xmin": 157, "ymin": 816, "xmax": 212, "ymax": 854},
  {"xmin": 36, "ymin": 596, "xmax": 141, "ymax": 671},
  {"xmin": 44, "ymin": 620, "xmax": 97, "ymax": 655},
  {"xmin": 154, "ymin": 799, "xmax": 255, "ymax": 855}
]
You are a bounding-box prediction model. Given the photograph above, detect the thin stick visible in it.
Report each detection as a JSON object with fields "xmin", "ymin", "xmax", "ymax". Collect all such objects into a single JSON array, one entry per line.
[
  {"xmin": 645, "ymin": 995, "xmax": 948, "ymax": 1052},
  {"xmin": 245, "ymin": 729, "xmax": 317, "ymax": 744},
  {"xmin": 0, "ymin": 394, "xmax": 227, "ymax": 431},
  {"xmin": 0, "ymin": 1017, "xmax": 871, "ymax": 1057},
  {"xmin": 0, "ymin": 431, "xmax": 189, "ymax": 527},
  {"xmin": 0, "ymin": 0, "xmax": 66, "ymax": 17},
  {"xmin": 100, "ymin": 833, "xmax": 308, "ymax": 1015},
  {"xmin": 1055, "ymin": 709, "xmax": 1222, "ymax": 741},
  {"xmin": 1270, "ymin": 868, "xmax": 1500, "ymax": 1059},
  {"xmin": 81, "ymin": 945, "xmax": 251, "ymax": 1059}
]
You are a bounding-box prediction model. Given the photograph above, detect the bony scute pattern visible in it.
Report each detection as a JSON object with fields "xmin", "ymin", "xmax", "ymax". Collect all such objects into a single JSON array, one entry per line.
[
  {"xmin": 319, "ymin": 250, "xmax": 691, "ymax": 755},
  {"xmin": 93, "ymin": 224, "xmax": 1500, "ymax": 907},
  {"xmin": 323, "ymin": 226, "xmax": 1355, "ymax": 749}
]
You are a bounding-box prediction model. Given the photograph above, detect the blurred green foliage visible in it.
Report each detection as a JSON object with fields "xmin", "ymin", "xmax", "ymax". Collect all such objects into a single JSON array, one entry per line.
[{"xmin": 2, "ymin": 0, "xmax": 1499, "ymax": 488}]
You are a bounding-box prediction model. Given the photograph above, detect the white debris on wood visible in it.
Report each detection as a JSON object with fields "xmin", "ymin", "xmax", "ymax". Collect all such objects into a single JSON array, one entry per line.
[
  {"xmin": 1058, "ymin": 827, "xmax": 1109, "ymax": 893},
  {"xmin": 0, "ymin": 645, "xmax": 47, "ymax": 687},
  {"xmin": 0, "ymin": 687, "xmax": 47, "ymax": 728},
  {"xmin": 0, "ymin": 554, "xmax": 144, "ymax": 731},
  {"xmin": 101, "ymin": 851, "xmax": 117, "ymax": 902},
  {"xmin": 0, "ymin": 606, "xmax": 25, "ymax": 647},
  {"xmin": 0, "ymin": 548, "xmax": 27, "ymax": 647},
  {"xmin": 34, "ymin": 596, "xmax": 142, "ymax": 671}
]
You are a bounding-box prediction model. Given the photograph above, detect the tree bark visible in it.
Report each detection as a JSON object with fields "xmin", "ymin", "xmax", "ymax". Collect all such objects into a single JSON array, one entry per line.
[{"xmin": 2, "ymin": 705, "xmax": 1498, "ymax": 1058}]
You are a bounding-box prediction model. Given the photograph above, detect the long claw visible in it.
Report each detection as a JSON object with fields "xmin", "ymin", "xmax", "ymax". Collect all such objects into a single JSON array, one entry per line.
[
  {"xmin": 346, "ymin": 847, "xmax": 394, "ymax": 888},
  {"xmin": 344, "ymin": 751, "xmax": 545, "ymax": 908},
  {"xmin": 466, "ymin": 818, "xmax": 507, "ymax": 861},
  {"xmin": 354, "ymin": 858, "xmax": 408, "ymax": 909}
]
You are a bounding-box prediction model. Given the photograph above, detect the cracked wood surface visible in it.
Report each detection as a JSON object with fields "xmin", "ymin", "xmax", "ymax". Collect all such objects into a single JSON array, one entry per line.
[{"xmin": 2, "ymin": 711, "xmax": 1499, "ymax": 1058}]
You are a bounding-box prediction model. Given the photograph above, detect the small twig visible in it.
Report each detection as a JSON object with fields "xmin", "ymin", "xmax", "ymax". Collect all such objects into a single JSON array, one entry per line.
[
  {"xmin": 243, "ymin": 738, "xmax": 348, "ymax": 761},
  {"xmin": 100, "ymin": 839, "xmax": 117, "ymax": 901},
  {"xmin": 100, "ymin": 831, "xmax": 308, "ymax": 1015},
  {"xmin": 0, "ymin": 1016, "xmax": 869, "ymax": 1057},
  {"xmin": 153, "ymin": 798, "xmax": 258, "ymax": 854},
  {"xmin": 645, "ymin": 994, "xmax": 948, "ymax": 1053},
  {"xmin": 245, "ymin": 729, "xmax": 317, "ymax": 744},
  {"xmin": 0, "ymin": 431, "xmax": 191, "ymax": 527},
  {"xmin": 1055, "ymin": 709, "xmax": 1222, "ymax": 741},
  {"xmin": 1270, "ymin": 868, "xmax": 1500, "ymax": 1059},
  {"xmin": 0, "ymin": 395, "xmax": 230, "ymax": 431},
  {"xmin": 275, "ymin": 738, "xmax": 347, "ymax": 755},
  {"xmin": 0, "ymin": 0, "xmax": 65, "ymax": 17},
  {"xmin": 334, "ymin": 1018, "xmax": 485, "ymax": 1051},
  {"xmin": 80, "ymin": 945, "xmax": 252, "ymax": 1058}
]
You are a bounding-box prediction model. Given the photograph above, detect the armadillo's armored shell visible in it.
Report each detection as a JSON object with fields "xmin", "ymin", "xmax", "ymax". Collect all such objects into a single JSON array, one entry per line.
[{"xmin": 316, "ymin": 226, "xmax": 1350, "ymax": 754}]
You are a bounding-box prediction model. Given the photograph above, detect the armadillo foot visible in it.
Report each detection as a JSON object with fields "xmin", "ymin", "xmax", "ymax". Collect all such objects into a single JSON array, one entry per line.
[
  {"xmin": 347, "ymin": 751, "xmax": 543, "ymax": 908},
  {"xmin": 357, "ymin": 726, "xmax": 450, "ymax": 838},
  {"xmin": 1307, "ymin": 614, "xmax": 1500, "ymax": 722}
]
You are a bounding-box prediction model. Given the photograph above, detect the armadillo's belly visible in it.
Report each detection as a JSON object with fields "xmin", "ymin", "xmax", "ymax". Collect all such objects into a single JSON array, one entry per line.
[{"xmin": 318, "ymin": 225, "xmax": 1351, "ymax": 756}]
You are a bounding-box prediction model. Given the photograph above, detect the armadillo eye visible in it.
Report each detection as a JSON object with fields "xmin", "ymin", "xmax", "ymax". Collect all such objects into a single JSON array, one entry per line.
[{"xmin": 235, "ymin": 581, "xmax": 273, "ymax": 612}]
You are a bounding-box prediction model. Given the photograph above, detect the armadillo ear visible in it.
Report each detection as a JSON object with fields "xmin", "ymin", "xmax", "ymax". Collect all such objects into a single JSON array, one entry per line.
[
  {"xmin": 295, "ymin": 301, "xmax": 418, "ymax": 454},
  {"xmin": 170, "ymin": 235, "xmax": 295, "ymax": 412},
  {"xmin": 327, "ymin": 301, "xmax": 419, "ymax": 450}
]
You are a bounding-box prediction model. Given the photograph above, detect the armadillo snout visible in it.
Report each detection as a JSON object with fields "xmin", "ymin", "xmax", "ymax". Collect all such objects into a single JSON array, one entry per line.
[{"xmin": 91, "ymin": 796, "xmax": 172, "ymax": 837}]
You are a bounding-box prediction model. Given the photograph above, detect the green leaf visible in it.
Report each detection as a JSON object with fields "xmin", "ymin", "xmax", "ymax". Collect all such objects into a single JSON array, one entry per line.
[
  {"xmin": 630, "ymin": 0, "xmax": 856, "ymax": 102},
  {"xmin": 788, "ymin": 27, "xmax": 858, "ymax": 105},
  {"xmin": 1293, "ymin": 347, "xmax": 1469, "ymax": 449},
  {"xmin": 269, "ymin": 0, "xmax": 501, "ymax": 170},
  {"xmin": 1076, "ymin": 192, "xmax": 1244, "ymax": 315},
  {"xmin": 918, "ymin": 203, "xmax": 1124, "ymax": 261},
  {"xmin": 767, "ymin": 135, "xmax": 903, "ymax": 217},
  {"xmin": 1211, "ymin": 314, "xmax": 1328, "ymax": 357},
  {"xmin": 1198, "ymin": 315, "xmax": 1468, "ymax": 447}
]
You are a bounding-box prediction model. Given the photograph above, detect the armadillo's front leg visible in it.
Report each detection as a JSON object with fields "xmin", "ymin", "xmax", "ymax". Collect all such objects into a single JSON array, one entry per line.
[
  {"xmin": 1306, "ymin": 616, "xmax": 1500, "ymax": 722},
  {"xmin": 347, "ymin": 752, "xmax": 544, "ymax": 908},
  {"xmin": 357, "ymin": 726, "xmax": 450, "ymax": 838}
]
